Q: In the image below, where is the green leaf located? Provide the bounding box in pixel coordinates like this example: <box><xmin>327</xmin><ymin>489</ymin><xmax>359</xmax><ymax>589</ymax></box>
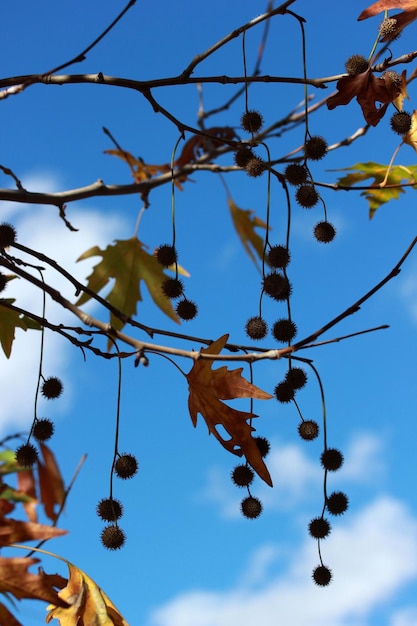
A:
<box><xmin>76</xmin><ymin>238</ymin><xmax>181</xmax><ymax>329</ymax></box>
<box><xmin>334</xmin><ymin>162</ymin><xmax>417</xmax><ymax>218</ymax></box>
<box><xmin>0</xmin><ymin>299</ymin><xmax>29</xmax><ymax>358</ymax></box>
<box><xmin>228</xmin><ymin>197</ymin><xmax>268</xmax><ymax>268</ymax></box>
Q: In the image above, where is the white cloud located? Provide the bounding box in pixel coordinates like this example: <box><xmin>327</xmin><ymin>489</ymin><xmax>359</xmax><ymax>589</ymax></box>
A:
<box><xmin>0</xmin><ymin>174</ymin><xmax>128</xmax><ymax>434</ymax></box>
<box><xmin>148</xmin><ymin>496</ymin><xmax>417</xmax><ymax>626</ymax></box>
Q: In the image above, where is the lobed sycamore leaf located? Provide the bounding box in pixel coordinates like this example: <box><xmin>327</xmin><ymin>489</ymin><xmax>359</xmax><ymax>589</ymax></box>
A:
<box><xmin>358</xmin><ymin>1</ymin><xmax>417</xmax><ymax>40</ymax></box>
<box><xmin>333</xmin><ymin>161</ymin><xmax>417</xmax><ymax>217</ymax></box>
<box><xmin>186</xmin><ymin>334</ymin><xmax>273</xmax><ymax>486</ymax></box>
<box><xmin>228</xmin><ymin>197</ymin><xmax>268</xmax><ymax>269</ymax></box>
<box><xmin>77</xmin><ymin>238</ymin><xmax>190</xmax><ymax>331</ymax></box>
<box><xmin>46</xmin><ymin>562</ymin><xmax>128</xmax><ymax>626</ymax></box>
<box><xmin>0</xmin><ymin>556</ymin><xmax>67</xmax><ymax>606</ymax></box>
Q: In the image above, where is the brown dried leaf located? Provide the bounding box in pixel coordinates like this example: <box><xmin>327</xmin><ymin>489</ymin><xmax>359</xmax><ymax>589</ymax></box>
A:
<box><xmin>186</xmin><ymin>335</ymin><xmax>273</xmax><ymax>486</ymax></box>
<box><xmin>37</xmin><ymin>443</ymin><xmax>65</xmax><ymax>523</ymax></box>
<box><xmin>0</xmin><ymin>516</ymin><xmax>66</xmax><ymax>545</ymax></box>
<box><xmin>358</xmin><ymin>1</ymin><xmax>417</xmax><ymax>39</ymax></box>
<box><xmin>0</xmin><ymin>556</ymin><xmax>67</xmax><ymax>606</ymax></box>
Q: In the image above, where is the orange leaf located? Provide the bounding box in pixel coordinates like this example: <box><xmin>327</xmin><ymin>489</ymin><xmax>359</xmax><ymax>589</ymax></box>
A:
<box><xmin>17</xmin><ymin>468</ymin><xmax>38</xmax><ymax>523</ymax></box>
<box><xmin>0</xmin><ymin>556</ymin><xmax>67</xmax><ymax>606</ymax></box>
<box><xmin>403</xmin><ymin>110</ymin><xmax>417</xmax><ymax>150</ymax></box>
<box><xmin>46</xmin><ymin>562</ymin><xmax>128</xmax><ymax>625</ymax></box>
<box><xmin>358</xmin><ymin>1</ymin><xmax>417</xmax><ymax>39</ymax></box>
<box><xmin>37</xmin><ymin>443</ymin><xmax>65</xmax><ymax>523</ymax></box>
<box><xmin>186</xmin><ymin>335</ymin><xmax>273</xmax><ymax>486</ymax></box>
<box><xmin>0</xmin><ymin>517</ymin><xmax>66</xmax><ymax>545</ymax></box>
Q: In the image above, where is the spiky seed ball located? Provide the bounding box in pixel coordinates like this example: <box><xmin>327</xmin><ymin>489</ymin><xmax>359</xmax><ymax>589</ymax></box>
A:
<box><xmin>383</xmin><ymin>70</ymin><xmax>402</xmax><ymax>90</ymax></box>
<box><xmin>285</xmin><ymin>367</ymin><xmax>307</xmax><ymax>390</ymax></box>
<box><xmin>162</xmin><ymin>277</ymin><xmax>183</xmax><ymax>299</ymax></box>
<box><xmin>304</xmin><ymin>136</ymin><xmax>328</xmax><ymax>161</ymax></box>
<box><xmin>0</xmin><ymin>274</ymin><xmax>7</xmax><ymax>293</ymax></box>
<box><xmin>314</xmin><ymin>221</ymin><xmax>336</xmax><ymax>243</ymax></box>
<box><xmin>390</xmin><ymin>111</ymin><xmax>412</xmax><ymax>135</ymax></box>
<box><xmin>101</xmin><ymin>525</ymin><xmax>126</xmax><ymax>550</ymax></box>
<box><xmin>321</xmin><ymin>448</ymin><xmax>344</xmax><ymax>471</ymax></box>
<box><xmin>41</xmin><ymin>377</ymin><xmax>63</xmax><ymax>400</ymax></box>
<box><xmin>272</xmin><ymin>319</ymin><xmax>297</xmax><ymax>343</ymax></box>
<box><xmin>0</xmin><ymin>223</ymin><xmax>17</xmax><ymax>248</ymax></box>
<box><xmin>255</xmin><ymin>436</ymin><xmax>270</xmax><ymax>458</ymax></box>
<box><xmin>231</xmin><ymin>464</ymin><xmax>254</xmax><ymax>488</ymax></box>
<box><xmin>274</xmin><ymin>380</ymin><xmax>295</xmax><ymax>403</ymax></box>
<box><xmin>245</xmin><ymin>316</ymin><xmax>268</xmax><ymax>340</ymax></box>
<box><xmin>241</xmin><ymin>496</ymin><xmax>262</xmax><ymax>519</ymax></box>
<box><xmin>155</xmin><ymin>244</ymin><xmax>177</xmax><ymax>267</ymax></box>
<box><xmin>241</xmin><ymin>110</ymin><xmax>264</xmax><ymax>133</ymax></box>
<box><xmin>176</xmin><ymin>298</ymin><xmax>198</xmax><ymax>321</ymax></box>
<box><xmin>284</xmin><ymin>163</ymin><xmax>308</xmax><ymax>186</ymax></box>
<box><xmin>15</xmin><ymin>443</ymin><xmax>38</xmax><ymax>467</ymax></box>
<box><xmin>312</xmin><ymin>565</ymin><xmax>332</xmax><ymax>586</ymax></box>
<box><xmin>234</xmin><ymin>146</ymin><xmax>255</xmax><ymax>167</ymax></box>
<box><xmin>267</xmin><ymin>245</ymin><xmax>290</xmax><ymax>269</ymax></box>
<box><xmin>298</xmin><ymin>419</ymin><xmax>319</xmax><ymax>441</ymax></box>
<box><xmin>379</xmin><ymin>17</ymin><xmax>400</xmax><ymax>41</ymax></box>
<box><xmin>309</xmin><ymin>517</ymin><xmax>331</xmax><ymax>539</ymax></box>
<box><xmin>345</xmin><ymin>54</ymin><xmax>369</xmax><ymax>75</ymax></box>
<box><xmin>245</xmin><ymin>156</ymin><xmax>266</xmax><ymax>178</ymax></box>
<box><xmin>262</xmin><ymin>272</ymin><xmax>291</xmax><ymax>301</ymax></box>
<box><xmin>114</xmin><ymin>454</ymin><xmax>138</xmax><ymax>479</ymax></box>
<box><xmin>33</xmin><ymin>418</ymin><xmax>54</xmax><ymax>441</ymax></box>
<box><xmin>97</xmin><ymin>498</ymin><xmax>123</xmax><ymax>522</ymax></box>
<box><xmin>326</xmin><ymin>491</ymin><xmax>349</xmax><ymax>516</ymax></box>
<box><xmin>296</xmin><ymin>185</ymin><xmax>319</xmax><ymax>208</ymax></box>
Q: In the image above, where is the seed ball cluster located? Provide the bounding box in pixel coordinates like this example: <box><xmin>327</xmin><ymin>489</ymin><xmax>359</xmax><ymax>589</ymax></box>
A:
<box><xmin>298</xmin><ymin>420</ymin><xmax>319</xmax><ymax>441</ymax></box>
<box><xmin>0</xmin><ymin>223</ymin><xmax>17</xmax><ymax>248</ymax></box>
<box><xmin>97</xmin><ymin>498</ymin><xmax>123</xmax><ymax>522</ymax></box>
<box><xmin>114</xmin><ymin>453</ymin><xmax>138</xmax><ymax>479</ymax></box>
<box><xmin>231</xmin><ymin>464</ymin><xmax>254</xmax><ymax>488</ymax></box>
<box><xmin>326</xmin><ymin>491</ymin><xmax>349</xmax><ymax>516</ymax></box>
<box><xmin>41</xmin><ymin>377</ymin><xmax>63</xmax><ymax>400</ymax></box>
<box><xmin>263</xmin><ymin>272</ymin><xmax>291</xmax><ymax>301</ymax></box>
<box><xmin>15</xmin><ymin>443</ymin><xmax>39</xmax><ymax>467</ymax></box>
<box><xmin>345</xmin><ymin>54</ymin><xmax>369</xmax><ymax>75</ymax></box>
<box><xmin>245</xmin><ymin>316</ymin><xmax>268</xmax><ymax>340</ymax></box>
<box><xmin>162</xmin><ymin>278</ymin><xmax>183</xmax><ymax>299</ymax></box>
<box><xmin>312</xmin><ymin>565</ymin><xmax>332</xmax><ymax>586</ymax></box>
<box><xmin>309</xmin><ymin>517</ymin><xmax>331</xmax><ymax>539</ymax></box>
<box><xmin>267</xmin><ymin>245</ymin><xmax>290</xmax><ymax>269</ymax></box>
<box><xmin>296</xmin><ymin>184</ymin><xmax>319</xmax><ymax>208</ymax></box>
<box><xmin>245</xmin><ymin>156</ymin><xmax>266</xmax><ymax>178</ymax></box>
<box><xmin>33</xmin><ymin>418</ymin><xmax>54</xmax><ymax>441</ymax></box>
<box><xmin>155</xmin><ymin>244</ymin><xmax>177</xmax><ymax>267</ymax></box>
<box><xmin>321</xmin><ymin>448</ymin><xmax>344</xmax><ymax>471</ymax></box>
<box><xmin>176</xmin><ymin>298</ymin><xmax>198</xmax><ymax>321</ymax></box>
<box><xmin>234</xmin><ymin>146</ymin><xmax>255</xmax><ymax>167</ymax></box>
<box><xmin>272</xmin><ymin>318</ymin><xmax>297</xmax><ymax>343</ymax></box>
<box><xmin>241</xmin><ymin>496</ymin><xmax>263</xmax><ymax>519</ymax></box>
<box><xmin>241</xmin><ymin>110</ymin><xmax>264</xmax><ymax>133</ymax></box>
<box><xmin>314</xmin><ymin>221</ymin><xmax>336</xmax><ymax>243</ymax></box>
<box><xmin>284</xmin><ymin>163</ymin><xmax>308</xmax><ymax>186</ymax></box>
<box><xmin>101</xmin><ymin>525</ymin><xmax>126</xmax><ymax>550</ymax></box>
<box><xmin>304</xmin><ymin>136</ymin><xmax>328</xmax><ymax>161</ymax></box>
<box><xmin>390</xmin><ymin>111</ymin><xmax>412</xmax><ymax>135</ymax></box>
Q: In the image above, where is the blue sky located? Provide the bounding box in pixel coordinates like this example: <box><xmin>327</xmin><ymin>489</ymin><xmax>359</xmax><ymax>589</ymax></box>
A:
<box><xmin>2</xmin><ymin>1</ymin><xmax>417</xmax><ymax>625</ymax></box>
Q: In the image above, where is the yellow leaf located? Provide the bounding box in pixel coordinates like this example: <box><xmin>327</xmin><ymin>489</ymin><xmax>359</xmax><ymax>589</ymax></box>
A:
<box><xmin>77</xmin><ymin>238</ymin><xmax>184</xmax><ymax>330</ymax></box>
<box><xmin>46</xmin><ymin>562</ymin><xmax>128</xmax><ymax>626</ymax></box>
<box><xmin>0</xmin><ymin>299</ymin><xmax>28</xmax><ymax>358</ymax></box>
<box><xmin>186</xmin><ymin>335</ymin><xmax>273</xmax><ymax>486</ymax></box>
<box><xmin>403</xmin><ymin>110</ymin><xmax>417</xmax><ymax>152</ymax></box>
<box><xmin>228</xmin><ymin>198</ymin><xmax>268</xmax><ymax>269</ymax></box>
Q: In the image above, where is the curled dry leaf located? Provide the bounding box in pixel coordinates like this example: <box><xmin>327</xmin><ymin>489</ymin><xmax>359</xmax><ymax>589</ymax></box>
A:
<box><xmin>358</xmin><ymin>0</ymin><xmax>417</xmax><ymax>40</ymax></box>
<box><xmin>186</xmin><ymin>334</ymin><xmax>273</xmax><ymax>486</ymax></box>
<box><xmin>327</xmin><ymin>68</ymin><xmax>402</xmax><ymax>125</ymax></box>
<box><xmin>46</xmin><ymin>562</ymin><xmax>128</xmax><ymax>626</ymax></box>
